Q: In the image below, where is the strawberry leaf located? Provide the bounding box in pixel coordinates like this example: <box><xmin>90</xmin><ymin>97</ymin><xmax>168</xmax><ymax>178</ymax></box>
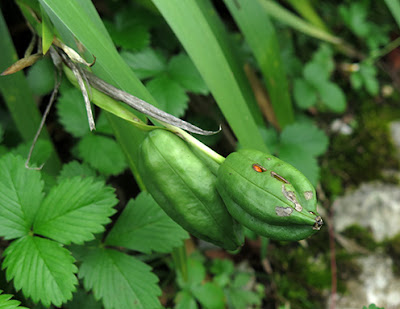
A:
<box><xmin>79</xmin><ymin>247</ymin><xmax>161</xmax><ymax>309</ymax></box>
<box><xmin>0</xmin><ymin>154</ymin><xmax>44</xmax><ymax>239</ymax></box>
<box><xmin>121</xmin><ymin>48</ymin><xmax>167</xmax><ymax>80</ymax></box>
<box><xmin>105</xmin><ymin>192</ymin><xmax>188</xmax><ymax>254</ymax></box>
<box><xmin>26</xmin><ymin>57</ymin><xmax>55</xmax><ymax>96</ymax></box>
<box><xmin>57</xmin><ymin>88</ymin><xmax>90</xmax><ymax>138</ymax></box>
<box><xmin>280</xmin><ymin>122</ymin><xmax>329</xmax><ymax>157</ymax></box>
<box><xmin>2</xmin><ymin>236</ymin><xmax>78</xmax><ymax>307</ymax></box>
<box><xmin>33</xmin><ymin>176</ymin><xmax>117</xmax><ymax>245</ymax></box>
<box><xmin>167</xmin><ymin>53</ymin><xmax>209</xmax><ymax>94</ymax></box>
<box><xmin>0</xmin><ymin>290</ymin><xmax>28</xmax><ymax>309</ymax></box>
<box><xmin>146</xmin><ymin>74</ymin><xmax>189</xmax><ymax>117</ymax></box>
<box><xmin>57</xmin><ymin>161</ymin><xmax>98</xmax><ymax>183</ymax></box>
<box><xmin>77</xmin><ymin>134</ymin><xmax>128</xmax><ymax>176</ymax></box>
<box><xmin>12</xmin><ymin>139</ymin><xmax>52</xmax><ymax>168</ymax></box>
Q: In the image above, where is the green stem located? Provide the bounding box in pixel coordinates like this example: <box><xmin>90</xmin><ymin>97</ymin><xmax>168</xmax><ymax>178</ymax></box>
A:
<box><xmin>0</xmin><ymin>9</ymin><xmax>61</xmax><ymax>175</ymax></box>
<box><xmin>286</xmin><ymin>0</ymin><xmax>330</xmax><ymax>33</ymax></box>
<box><xmin>368</xmin><ymin>36</ymin><xmax>400</xmax><ymax>61</ymax></box>
<box><xmin>64</xmin><ymin>64</ymin><xmax>226</xmax><ymax>166</ymax></box>
<box><xmin>162</xmin><ymin>122</ymin><xmax>226</xmax><ymax>165</ymax></box>
<box><xmin>63</xmin><ymin>65</ymin><xmax>157</xmax><ymax>132</ymax></box>
<box><xmin>171</xmin><ymin>245</ymin><xmax>188</xmax><ymax>283</ymax></box>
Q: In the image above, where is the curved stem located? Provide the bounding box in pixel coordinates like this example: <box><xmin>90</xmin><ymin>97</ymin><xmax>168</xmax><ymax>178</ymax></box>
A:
<box><xmin>162</xmin><ymin>122</ymin><xmax>226</xmax><ymax>165</ymax></box>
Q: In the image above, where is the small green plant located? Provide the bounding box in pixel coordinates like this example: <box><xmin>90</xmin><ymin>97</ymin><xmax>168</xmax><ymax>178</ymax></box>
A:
<box><xmin>174</xmin><ymin>255</ymin><xmax>265</xmax><ymax>309</ymax></box>
<box><xmin>363</xmin><ymin>304</ymin><xmax>384</xmax><ymax>309</ymax></box>
<box><xmin>57</xmin><ymin>85</ymin><xmax>128</xmax><ymax>176</ymax></box>
<box><xmin>293</xmin><ymin>44</ymin><xmax>346</xmax><ymax>113</ymax></box>
<box><xmin>0</xmin><ymin>290</ymin><xmax>28</xmax><ymax>309</ymax></box>
<box><xmin>3</xmin><ymin>0</ymin><xmax>400</xmax><ymax>307</ymax></box>
<box><xmin>122</xmin><ymin>49</ymin><xmax>209</xmax><ymax>117</ymax></box>
<box><xmin>0</xmin><ymin>153</ymin><xmax>189</xmax><ymax>307</ymax></box>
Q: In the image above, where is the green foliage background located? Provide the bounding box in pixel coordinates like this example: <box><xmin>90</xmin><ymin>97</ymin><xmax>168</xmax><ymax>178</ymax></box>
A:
<box><xmin>0</xmin><ymin>0</ymin><xmax>398</xmax><ymax>308</ymax></box>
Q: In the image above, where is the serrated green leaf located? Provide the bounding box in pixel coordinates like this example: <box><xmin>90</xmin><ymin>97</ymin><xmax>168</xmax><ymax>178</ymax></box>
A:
<box><xmin>57</xmin><ymin>161</ymin><xmax>98</xmax><ymax>183</ymax></box>
<box><xmin>293</xmin><ymin>78</ymin><xmax>317</xmax><ymax>109</ymax></box>
<box><xmin>175</xmin><ymin>291</ymin><xmax>197</xmax><ymax>309</ymax></box>
<box><xmin>105</xmin><ymin>192</ymin><xmax>188</xmax><ymax>254</ymax></box>
<box><xmin>121</xmin><ymin>48</ymin><xmax>167</xmax><ymax>80</ymax></box>
<box><xmin>167</xmin><ymin>53</ymin><xmax>208</xmax><ymax>95</ymax></box>
<box><xmin>0</xmin><ymin>146</ymin><xmax>8</xmax><ymax>157</ymax></box>
<box><xmin>280</xmin><ymin>122</ymin><xmax>329</xmax><ymax>157</ymax></box>
<box><xmin>363</xmin><ymin>75</ymin><xmax>379</xmax><ymax>96</ymax></box>
<box><xmin>363</xmin><ymin>304</ymin><xmax>384</xmax><ymax>309</ymax></box>
<box><xmin>79</xmin><ymin>247</ymin><xmax>161</xmax><ymax>309</ymax></box>
<box><xmin>64</xmin><ymin>288</ymin><xmax>102</xmax><ymax>309</ymax></box>
<box><xmin>77</xmin><ymin>134</ymin><xmax>128</xmax><ymax>176</ymax></box>
<box><xmin>114</xmin><ymin>6</ymin><xmax>160</xmax><ymax>30</ymax></box>
<box><xmin>33</xmin><ymin>176</ymin><xmax>117</xmax><ymax>244</ymax></box>
<box><xmin>26</xmin><ymin>57</ymin><xmax>55</xmax><ymax>95</ymax></box>
<box><xmin>57</xmin><ymin>88</ymin><xmax>90</xmax><ymax>138</ymax></box>
<box><xmin>210</xmin><ymin>259</ymin><xmax>234</xmax><ymax>277</ymax></box>
<box><xmin>192</xmin><ymin>282</ymin><xmax>225</xmax><ymax>309</ymax></box>
<box><xmin>360</xmin><ymin>63</ymin><xmax>379</xmax><ymax>96</ymax></box>
<box><xmin>350</xmin><ymin>71</ymin><xmax>363</xmax><ymax>90</ymax></box>
<box><xmin>12</xmin><ymin>139</ymin><xmax>52</xmax><ymax>168</ymax></box>
<box><xmin>303</xmin><ymin>61</ymin><xmax>327</xmax><ymax>88</ymax></box>
<box><xmin>339</xmin><ymin>2</ymin><xmax>369</xmax><ymax>38</ymax></box>
<box><xmin>312</xmin><ymin>44</ymin><xmax>334</xmax><ymax>74</ymax></box>
<box><xmin>232</xmin><ymin>272</ymin><xmax>253</xmax><ymax>288</ymax></box>
<box><xmin>146</xmin><ymin>74</ymin><xmax>189</xmax><ymax>117</ymax></box>
<box><xmin>0</xmin><ymin>154</ymin><xmax>44</xmax><ymax>239</ymax></box>
<box><xmin>2</xmin><ymin>236</ymin><xmax>78</xmax><ymax>307</ymax></box>
<box><xmin>278</xmin><ymin>145</ymin><xmax>320</xmax><ymax>186</ymax></box>
<box><xmin>226</xmin><ymin>288</ymin><xmax>261</xmax><ymax>309</ymax></box>
<box><xmin>40</xmin><ymin>3</ymin><xmax>54</xmax><ymax>54</ymax></box>
<box><xmin>258</xmin><ymin>127</ymin><xmax>279</xmax><ymax>155</ymax></box>
<box><xmin>0</xmin><ymin>122</ymin><xmax>4</xmax><ymax>144</ymax></box>
<box><xmin>177</xmin><ymin>258</ymin><xmax>206</xmax><ymax>289</ymax></box>
<box><xmin>104</xmin><ymin>20</ymin><xmax>150</xmax><ymax>51</ymax></box>
<box><xmin>0</xmin><ymin>290</ymin><xmax>28</xmax><ymax>309</ymax></box>
<box><xmin>316</xmin><ymin>81</ymin><xmax>346</xmax><ymax>113</ymax></box>
<box><xmin>95</xmin><ymin>111</ymin><xmax>114</xmax><ymax>135</ymax></box>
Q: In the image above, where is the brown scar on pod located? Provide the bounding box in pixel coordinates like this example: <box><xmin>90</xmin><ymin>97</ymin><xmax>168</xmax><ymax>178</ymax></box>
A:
<box><xmin>304</xmin><ymin>191</ymin><xmax>313</xmax><ymax>200</ymax></box>
<box><xmin>313</xmin><ymin>216</ymin><xmax>323</xmax><ymax>230</ymax></box>
<box><xmin>282</xmin><ymin>184</ymin><xmax>303</xmax><ymax>212</ymax></box>
<box><xmin>270</xmin><ymin>171</ymin><xmax>290</xmax><ymax>184</ymax></box>
<box><xmin>275</xmin><ymin>206</ymin><xmax>294</xmax><ymax>217</ymax></box>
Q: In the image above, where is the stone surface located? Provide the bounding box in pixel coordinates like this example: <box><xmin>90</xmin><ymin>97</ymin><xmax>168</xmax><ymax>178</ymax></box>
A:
<box><xmin>334</xmin><ymin>254</ymin><xmax>400</xmax><ymax>309</ymax></box>
<box><xmin>389</xmin><ymin>120</ymin><xmax>400</xmax><ymax>158</ymax></box>
<box><xmin>332</xmin><ymin>182</ymin><xmax>400</xmax><ymax>309</ymax></box>
<box><xmin>333</xmin><ymin>182</ymin><xmax>400</xmax><ymax>241</ymax></box>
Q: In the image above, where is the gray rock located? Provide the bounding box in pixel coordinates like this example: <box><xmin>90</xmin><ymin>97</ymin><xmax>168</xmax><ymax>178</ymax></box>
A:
<box><xmin>390</xmin><ymin>120</ymin><xmax>400</xmax><ymax>158</ymax></box>
<box><xmin>333</xmin><ymin>254</ymin><xmax>400</xmax><ymax>309</ymax></box>
<box><xmin>333</xmin><ymin>182</ymin><xmax>400</xmax><ymax>241</ymax></box>
<box><xmin>332</xmin><ymin>182</ymin><xmax>400</xmax><ymax>309</ymax></box>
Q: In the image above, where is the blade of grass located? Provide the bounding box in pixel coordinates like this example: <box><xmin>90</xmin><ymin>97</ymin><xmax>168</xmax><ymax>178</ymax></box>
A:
<box><xmin>40</xmin><ymin>3</ymin><xmax>54</xmax><ymax>54</ymax></box>
<box><xmin>224</xmin><ymin>0</ymin><xmax>294</xmax><ymax>129</ymax></box>
<box><xmin>0</xmin><ymin>9</ymin><xmax>60</xmax><ymax>174</ymax></box>
<box><xmin>152</xmin><ymin>0</ymin><xmax>269</xmax><ymax>152</ymax></box>
<box><xmin>259</xmin><ymin>0</ymin><xmax>342</xmax><ymax>45</ymax></box>
<box><xmin>286</xmin><ymin>0</ymin><xmax>330</xmax><ymax>32</ymax></box>
<box><xmin>38</xmin><ymin>0</ymin><xmax>160</xmax><ymax>188</ymax></box>
<box><xmin>385</xmin><ymin>0</ymin><xmax>400</xmax><ymax>29</ymax></box>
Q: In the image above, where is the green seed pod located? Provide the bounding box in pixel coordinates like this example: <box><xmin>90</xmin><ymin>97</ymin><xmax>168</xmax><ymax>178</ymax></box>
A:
<box><xmin>138</xmin><ymin>129</ymin><xmax>244</xmax><ymax>250</ymax></box>
<box><xmin>216</xmin><ymin>149</ymin><xmax>323</xmax><ymax>241</ymax></box>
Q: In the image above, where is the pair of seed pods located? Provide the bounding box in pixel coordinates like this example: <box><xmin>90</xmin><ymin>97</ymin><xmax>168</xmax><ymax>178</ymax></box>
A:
<box><xmin>139</xmin><ymin>129</ymin><xmax>323</xmax><ymax>250</ymax></box>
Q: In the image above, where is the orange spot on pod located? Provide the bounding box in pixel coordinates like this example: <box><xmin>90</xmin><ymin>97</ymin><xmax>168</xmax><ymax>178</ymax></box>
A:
<box><xmin>252</xmin><ymin>163</ymin><xmax>266</xmax><ymax>173</ymax></box>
